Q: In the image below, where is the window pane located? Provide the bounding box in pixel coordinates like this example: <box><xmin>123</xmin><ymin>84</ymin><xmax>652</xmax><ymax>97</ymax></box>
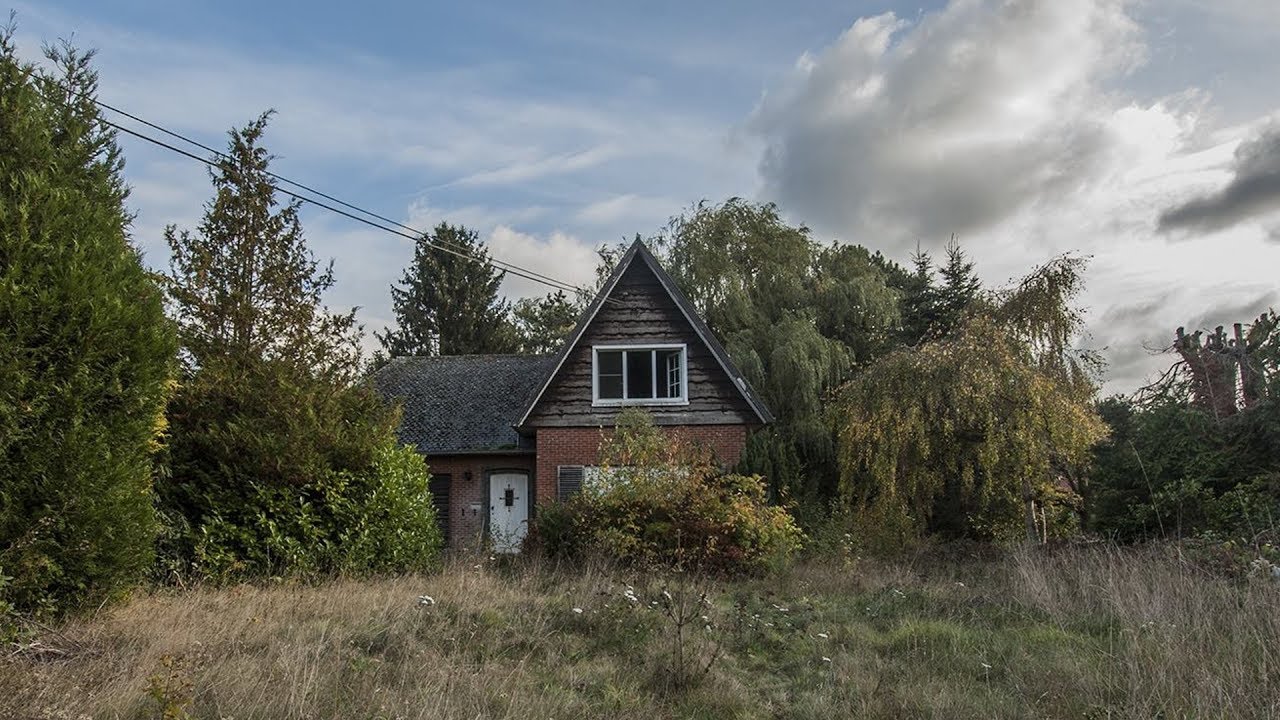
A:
<box><xmin>668</xmin><ymin>349</ymin><xmax>683</xmax><ymax>398</ymax></box>
<box><xmin>597</xmin><ymin>351</ymin><xmax>623</xmax><ymax>399</ymax></box>
<box><xmin>598</xmin><ymin>350</ymin><xmax>622</xmax><ymax>375</ymax></box>
<box><xmin>626</xmin><ymin>350</ymin><xmax>654</xmax><ymax>399</ymax></box>
<box><xmin>599</xmin><ymin>374</ymin><xmax>623</xmax><ymax>399</ymax></box>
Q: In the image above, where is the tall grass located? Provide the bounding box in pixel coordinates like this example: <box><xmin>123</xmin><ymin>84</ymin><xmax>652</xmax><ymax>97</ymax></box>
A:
<box><xmin>5</xmin><ymin>545</ymin><xmax>1278</xmax><ymax>719</ymax></box>
<box><xmin>1012</xmin><ymin>543</ymin><xmax>1280</xmax><ymax>718</ymax></box>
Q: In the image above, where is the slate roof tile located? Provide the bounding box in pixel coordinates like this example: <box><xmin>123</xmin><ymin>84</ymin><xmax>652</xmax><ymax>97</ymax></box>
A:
<box><xmin>373</xmin><ymin>354</ymin><xmax>553</xmax><ymax>454</ymax></box>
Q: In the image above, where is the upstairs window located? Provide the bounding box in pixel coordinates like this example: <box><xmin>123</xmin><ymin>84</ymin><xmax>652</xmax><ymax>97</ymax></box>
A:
<box><xmin>593</xmin><ymin>345</ymin><xmax>687</xmax><ymax>405</ymax></box>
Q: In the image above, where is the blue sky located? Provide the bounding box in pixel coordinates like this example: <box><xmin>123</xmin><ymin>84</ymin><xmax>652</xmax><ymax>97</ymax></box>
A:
<box><xmin>12</xmin><ymin>0</ymin><xmax>1280</xmax><ymax>392</ymax></box>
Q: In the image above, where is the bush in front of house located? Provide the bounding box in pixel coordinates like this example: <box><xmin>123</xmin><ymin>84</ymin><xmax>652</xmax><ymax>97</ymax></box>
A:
<box><xmin>156</xmin><ymin>362</ymin><xmax>443</xmax><ymax>582</ymax></box>
<box><xmin>532</xmin><ymin>409</ymin><xmax>803</xmax><ymax>574</ymax></box>
<box><xmin>193</xmin><ymin>442</ymin><xmax>442</xmax><ymax>580</ymax></box>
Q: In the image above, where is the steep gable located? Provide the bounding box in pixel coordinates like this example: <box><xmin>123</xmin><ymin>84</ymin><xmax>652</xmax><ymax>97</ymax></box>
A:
<box><xmin>519</xmin><ymin>240</ymin><xmax>771</xmax><ymax>428</ymax></box>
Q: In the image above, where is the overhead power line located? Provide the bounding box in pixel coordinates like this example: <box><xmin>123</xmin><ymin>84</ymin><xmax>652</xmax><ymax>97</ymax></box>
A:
<box><xmin>42</xmin><ymin>82</ymin><xmax>598</xmax><ymax>298</ymax></box>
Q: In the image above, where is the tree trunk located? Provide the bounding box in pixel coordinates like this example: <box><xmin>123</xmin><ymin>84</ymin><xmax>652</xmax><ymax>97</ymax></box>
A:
<box><xmin>1023</xmin><ymin>477</ymin><xmax>1038</xmax><ymax>543</ymax></box>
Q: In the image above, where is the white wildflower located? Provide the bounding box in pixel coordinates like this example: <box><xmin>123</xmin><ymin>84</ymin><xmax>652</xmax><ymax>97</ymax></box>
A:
<box><xmin>417</xmin><ymin>595</ymin><xmax>435</xmax><ymax>606</ymax></box>
<box><xmin>572</xmin><ymin>607</ymin><xmax>584</xmax><ymax>614</ymax></box>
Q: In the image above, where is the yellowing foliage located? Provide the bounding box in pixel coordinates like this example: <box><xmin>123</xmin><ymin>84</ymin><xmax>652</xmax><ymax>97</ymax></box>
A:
<box><xmin>833</xmin><ymin>258</ymin><xmax>1107</xmax><ymax>543</ymax></box>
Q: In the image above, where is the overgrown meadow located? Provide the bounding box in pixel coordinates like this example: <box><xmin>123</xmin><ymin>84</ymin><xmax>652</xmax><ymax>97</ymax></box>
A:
<box><xmin>8</xmin><ymin>544</ymin><xmax>1279</xmax><ymax>720</ymax></box>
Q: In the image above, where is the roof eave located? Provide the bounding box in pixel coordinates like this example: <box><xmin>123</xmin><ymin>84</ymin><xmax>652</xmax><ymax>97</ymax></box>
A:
<box><xmin>515</xmin><ymin>241</ymin><xmax>642</xmax><ymax>428</ymax></box>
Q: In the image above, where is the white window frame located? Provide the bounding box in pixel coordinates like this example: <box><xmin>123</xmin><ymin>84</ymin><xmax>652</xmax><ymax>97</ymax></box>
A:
<box><xmin>591</xmin><ymin>343</ymin><xmax>689</xmax><ymax>407</ymax></box>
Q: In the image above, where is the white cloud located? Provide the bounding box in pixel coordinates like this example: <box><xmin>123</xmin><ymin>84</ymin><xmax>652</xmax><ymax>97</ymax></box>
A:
<box><xmin>574</xmin><ymin>194</ymin><xmax>679</xmax><ymax>227</ymax></box>
<box><xmin>748</xmin><ymin>0</ymin><xmax>1280</xmax><ymax>393</ymax></box>
<box><xmin>749</xmin><ymin>0</ymin><xmax>1145</xmax><ymax>247</ymax></box>
<box><xmin>451</xmin><ymin>145</ymin><xmax>622</xmax><ymax>187</ymax></box>
<box><xmin>486</xmin><ymin>226</ymin><xmax>599</xmax><ymax>300</ymax></box>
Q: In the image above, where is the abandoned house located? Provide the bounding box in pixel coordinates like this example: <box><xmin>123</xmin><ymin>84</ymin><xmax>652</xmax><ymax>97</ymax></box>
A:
<box><xmin>372</xmin><ymin>239</ymin><xmax>772</xmax><ymax>552</ymax></box>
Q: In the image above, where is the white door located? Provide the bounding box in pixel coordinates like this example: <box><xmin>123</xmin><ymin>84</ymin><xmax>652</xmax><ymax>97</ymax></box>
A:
<box><xmin>489</xmin><ymin>472</ymin><xmax>529</xmax><ymax>553</ymax></box>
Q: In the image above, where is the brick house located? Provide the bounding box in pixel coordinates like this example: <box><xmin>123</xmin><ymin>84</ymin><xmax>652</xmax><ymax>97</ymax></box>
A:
<box><xmin>373</xmin><ymin>239</ymin><xmax>772</xmax><ymax>551</ymax></box>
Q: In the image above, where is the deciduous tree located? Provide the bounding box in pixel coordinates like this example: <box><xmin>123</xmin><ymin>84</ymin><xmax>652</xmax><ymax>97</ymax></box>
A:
<box><xmin>657</xmin><ymin>199</ymin><xmax>899</xmax><ymax>502</ymax></box>
<box><xmin>833</xmin><ymin>256</ymin><xmax>1106</xmax><ymax>543</ymax></box>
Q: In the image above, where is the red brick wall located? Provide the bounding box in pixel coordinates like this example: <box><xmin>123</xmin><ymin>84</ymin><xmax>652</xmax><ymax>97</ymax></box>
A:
<box><xmin>427</xmin><ymin>454</ymin><xmax>535</xmax><ymax>550</ymax></box>
<box><xmin>533</xmin><ymin>425</ymin><xmax>749</xmax><ymax>505</ymax></box>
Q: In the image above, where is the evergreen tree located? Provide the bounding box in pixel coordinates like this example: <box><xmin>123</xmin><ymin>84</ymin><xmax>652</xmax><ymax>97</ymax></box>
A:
<box><xmin>898</xmin><ymin>247</ymin><xmax>940</xmax><ymax>345</ymax></box>
<box><xmin>936</xmin><ymin>237</ymin><xmax>984</xmax><ymax>331</ymax></box>
<box><xmin>512</xmin><ymin>290</ymin><xmax>580</xmax><ymax>354</ymax></box>
<box><xmin>159</xmin><ymin>114</ymin><xmax>438</xmax><ymax>580</ymax></box>
<box><xmin>0</xmin><ymin>32</ymin><xmax>176</xmax><ymax>616</ymax></box>
<box><xmin>378</xmin><ymin>223</ymin><xmax>516</xmax><ymax>357</ymax></box>
<box><xmin>165</xmin><ymin>112</ymin><xmax>361</xmax><ymax>381</ymax></box>
<box><xmin>896</xmin><ymin>238</ymin><xmax>984</xmax><ymax>345</ymax></box>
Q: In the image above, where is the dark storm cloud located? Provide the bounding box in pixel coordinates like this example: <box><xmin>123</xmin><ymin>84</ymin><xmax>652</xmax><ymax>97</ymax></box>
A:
<box><xmin>1159</xmin><ymin>124</ymin><xmax>1280</xmax><ymax>235</ymax></box>
<box><xmin>1184</xmin><ymin>290</ymin><xmax>1279</xmax><ymax>332</ymax></box>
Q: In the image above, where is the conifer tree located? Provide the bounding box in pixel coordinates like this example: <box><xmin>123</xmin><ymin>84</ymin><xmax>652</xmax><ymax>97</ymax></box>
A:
<box><xmin>512</xmin><ymin>290</ymin><xmax>580</xmax><ymax>354</ymax></box>
<box><xmin>158</xmin><ymin>114</ymin><xmax>438</xmax><ymax>579</ymax></box>
<box><xmin>0</xmin><ymin>31</ymin><xmax>176</xmax><ymax>615</ymax></box>
<box><xmin>936</xmin><ymin>237</ymin><xmax>984</xmax><ymax>330</ymax></box>
<box><xmin>899</xmin><ymin>247</ymin><xmax>940</xmax><ymax>345</ymax></box>
<box><xmin>165</xmin><ymin>113</ymin><xmax>361</xmax><ymax>382</ymax></box>
<box><xmin>378</xmin><ymin>223</ymin><xmax>516</xmax><ymax>357</ymax></box>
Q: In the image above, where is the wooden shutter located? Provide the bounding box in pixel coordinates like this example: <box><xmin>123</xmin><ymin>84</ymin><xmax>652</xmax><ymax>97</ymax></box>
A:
<box><xmin>428</xmin><ymin>474</ymin><xmax>451</xmax><ymax>546</ymax></box>
<box><xmin>557</xmin><ymin>465</ymin><xmax>584</xmax><ymax>501</ymax></box>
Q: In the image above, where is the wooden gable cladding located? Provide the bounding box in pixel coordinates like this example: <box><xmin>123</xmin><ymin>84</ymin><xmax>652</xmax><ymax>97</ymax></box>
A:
<box><xmin>524</xmin><ymin>258</ymin><xmax>757</xmax><ymax>427</ymax></box>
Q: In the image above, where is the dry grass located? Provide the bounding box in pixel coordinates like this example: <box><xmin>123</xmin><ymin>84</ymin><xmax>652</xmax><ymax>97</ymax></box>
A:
<box><xmin>5</xmin><ymin>545</ymin><xmax>1279</xmax><ymax>719</ymax></box>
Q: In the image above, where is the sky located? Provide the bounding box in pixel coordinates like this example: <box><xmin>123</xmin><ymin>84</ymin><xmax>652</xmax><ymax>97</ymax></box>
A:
<box><xmin>12</xmin><ymin>0</ymin><xmax>1280</xmax><ymax>394</ymax></box>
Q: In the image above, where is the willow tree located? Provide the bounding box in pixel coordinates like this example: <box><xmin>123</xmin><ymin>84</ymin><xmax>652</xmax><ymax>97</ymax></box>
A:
<box><xmin>833</xmin><ymin>256</ymin><xmax>1105</xmax><ymax>543</ymax></box>
<box><xmin>657</xmin><ymin>199</ymin><xmax>898</xmax><ymax>502</ymax></box>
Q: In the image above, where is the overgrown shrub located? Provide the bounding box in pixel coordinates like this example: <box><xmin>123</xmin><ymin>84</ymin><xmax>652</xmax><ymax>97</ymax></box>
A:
<box><xmin>1089</xmin><ymin>395</ymin><xmax>1280</xmax><ymax>543</ymax></box>
<box><xmin>0</xmin><ymin>31</ymin><xmax>176</xmax><ymax>616</ymax></box>
<box><xmin>157</xmin><ymin>361</ymin><xmax>442</xmax><ymax>581</ymax></box>
<box><xmin>532</xmin><ymin>409</ymin><xmax>803</xmax><ymax>574</ymax></box>
<box><xmin>161</xmin><ymin>439</ymin><xmax>441</xmax><ymax>582</ymax></box>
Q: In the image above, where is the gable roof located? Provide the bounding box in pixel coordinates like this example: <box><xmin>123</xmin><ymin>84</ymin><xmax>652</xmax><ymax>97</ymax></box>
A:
<box><xmin>374</xmin><ymin>354</ymin><xmax>553</xmax><ymax>454</ymax></box>
<box><xmin>518</xmin><ymin>239</ymin><xmax>773</xmax><ymax>426</ymax></box>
